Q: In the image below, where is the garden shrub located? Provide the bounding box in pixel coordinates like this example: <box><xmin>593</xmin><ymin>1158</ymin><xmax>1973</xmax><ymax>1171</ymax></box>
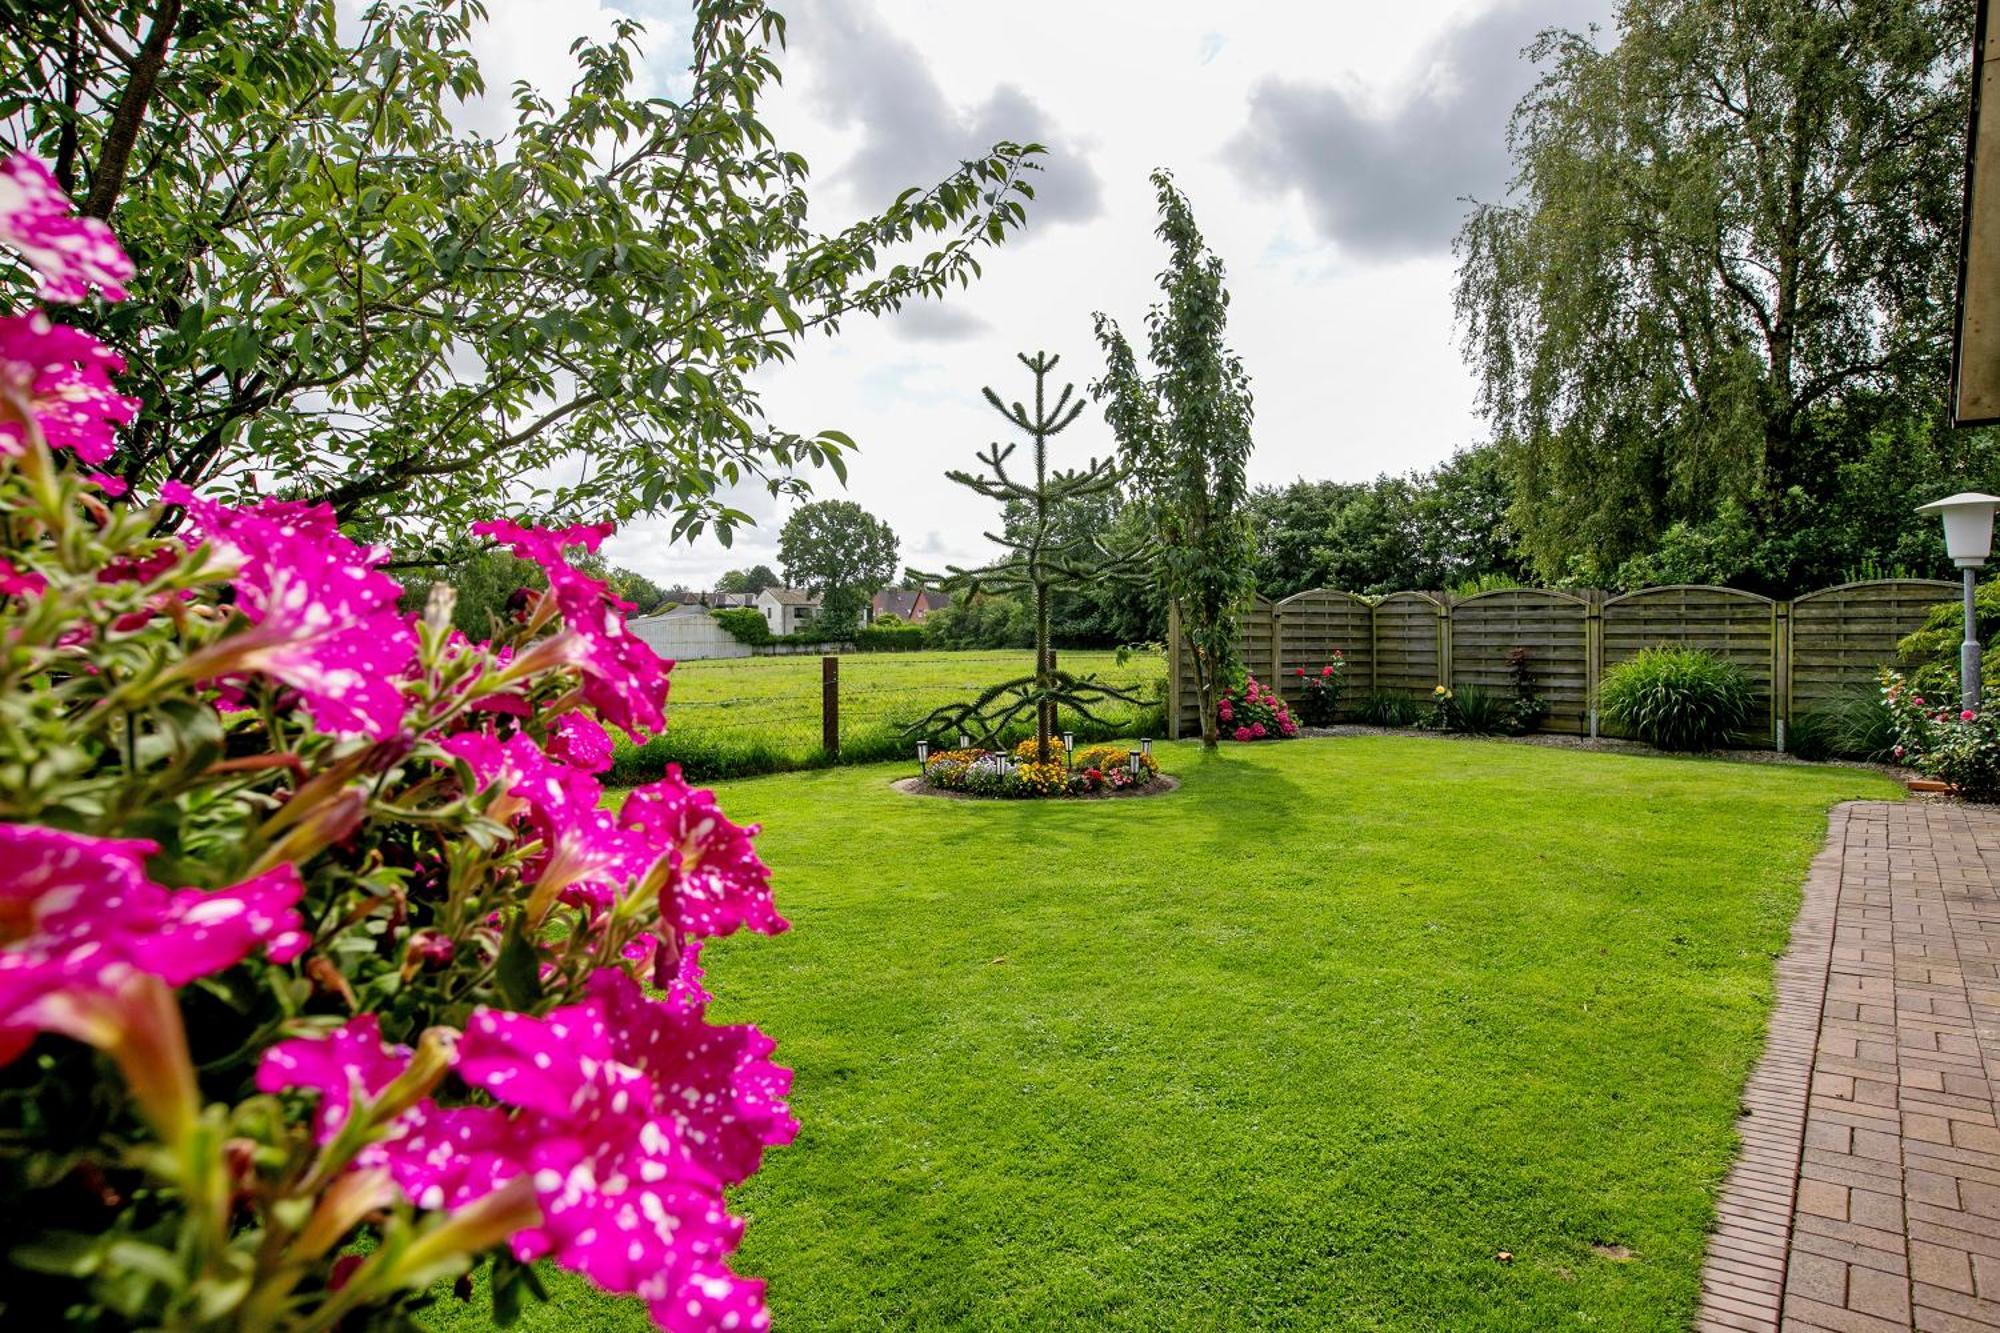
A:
<box><xmin>1883</xmin><ymin>672</ymin><xmax>2000</xmax><ymax>799</ymax></box>
<box><xmin>1599</xmin><ymin>647</ymin><xmax>1757</xmax><ymax>751</ymax></box>
<box><xmin>1504</xmin><ymin>646</ymin><xmax>1549</xmax><ymax>735</ymax></box>
<box><xmin>1359</xmin><ymin>689</ymin><xmax>1421</xmax><ymax>727</ymax></box>
<box><xmin>0</xmin><ymin>156</ymin><xmax>791</xmax><ymax>1331</ymax></box>
<box><xmin>1217</xmin><ymin>675</ymin><xmax>1298</xmax><ymax>741</ymax></box>
<box><xmin>1829</xmin><ymin>684</ymin><xmax>1899</xmax><ymax>762</ymax></box>
<box><xmin>712</xmin><ymin>605</ymin><xmax>773</xmax><ymax>645</ymax></box>
<box><xmin>1896</xmin><ymin>577</ymin><xmax>2000</xmax><ymax>699</ymax></box>
<box><xmin>854</xmin><ymin>619</ymin><xmax>926</xmax><ymax>651</ymax></box>
<box><xmin>1290</xmin><ymin>655</ymin><xmax>1346</xmax><ymax>725</ymax></box>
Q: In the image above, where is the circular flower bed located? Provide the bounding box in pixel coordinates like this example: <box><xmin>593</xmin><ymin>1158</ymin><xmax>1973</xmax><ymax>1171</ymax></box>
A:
<box><xmin>916</xmin><ymin>742</ymin><xmax>1163</xmax><ymax>798</ymax></box>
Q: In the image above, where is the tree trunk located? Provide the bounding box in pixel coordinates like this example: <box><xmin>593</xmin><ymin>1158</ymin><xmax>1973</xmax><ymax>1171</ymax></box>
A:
<box><xmin>1035</xmin><ymin>581</ymin><xmax>1053</xmax><ymax>763</ymax></box>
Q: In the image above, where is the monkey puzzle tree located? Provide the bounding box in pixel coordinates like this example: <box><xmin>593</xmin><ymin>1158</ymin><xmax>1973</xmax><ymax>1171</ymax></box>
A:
<box><xmin>910</xmin><ymin>351</ymin><xmax>1150</xmax><ymax>764</ymax></box>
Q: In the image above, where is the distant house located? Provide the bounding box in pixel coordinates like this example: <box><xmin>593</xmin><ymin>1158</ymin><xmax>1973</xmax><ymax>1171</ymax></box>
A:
<box><xmin>870</xmin><ymin>587</ymin><xmax>952</xmax><ymax>623</ymax></box>
<box><xmin>706</xmin><ymin>591</ymin><xmax>759</xmax><ymax>609</ymax></box>
<box><xmin>756</xmin><ymin>586</ymin><xmax>820</xmax><ymax>636</ymax></box>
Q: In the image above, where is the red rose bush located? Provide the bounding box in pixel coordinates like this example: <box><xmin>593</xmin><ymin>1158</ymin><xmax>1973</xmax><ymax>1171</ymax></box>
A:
<box><xmin>0</xmin><ymin>156</ymin><xmax>793</xmax><ymax>1331</ymax></box>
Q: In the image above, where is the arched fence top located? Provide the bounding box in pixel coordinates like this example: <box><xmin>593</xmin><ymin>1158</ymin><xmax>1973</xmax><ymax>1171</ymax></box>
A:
<box><xmin>1602</xmin><ymin>583</ymin><xmax>1777</xmax><ymax>609</ymax></box>
<box><xmin>1275</xmin><ymin>588</ymin><xmax>1373</xmax><ymax>611</ymax></box>
<box><xmin>1452</xmin><ymin>585</ymin><xmax>1595</xmax><ymax>610</ymax></box>
<box><xmin>1170</xmin><ymin>577</ymin><xmax>1960</xmax><ymax>743</ymax></box>
<box><xmin>1373</xmin><ymin>590</ymin><xmax>1448</xmax><ymax>611</ymax></box>
<box><xmin>1790</xmin><ymin>578</ymin><xmax>1958</xmax><ymax>605</ymax></box>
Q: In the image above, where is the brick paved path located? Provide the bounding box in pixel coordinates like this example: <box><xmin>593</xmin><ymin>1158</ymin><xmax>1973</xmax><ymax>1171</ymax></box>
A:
<box><xmin>1697</xmin><ymin>801</ymin><xmax>2000</xmax><ymax>1332</ymax></box>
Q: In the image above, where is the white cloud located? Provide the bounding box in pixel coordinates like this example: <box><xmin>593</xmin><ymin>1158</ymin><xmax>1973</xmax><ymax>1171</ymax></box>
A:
<box><xmin>474</xmin><ymin>1</ymin><xmax>1616</xmax><ymax>591</ymax></box>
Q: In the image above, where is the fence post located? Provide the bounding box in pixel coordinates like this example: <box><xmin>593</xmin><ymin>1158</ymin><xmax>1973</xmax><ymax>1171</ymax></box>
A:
<box><xmin>821</xmin><ymin>654</ymin><xmax>839</xmax><ymax>759</ymax></box>
<box><xmin>1437</xmin><ymin>594</ymin><xmax>1453</xmax><ymax>689</ymax></box>
<box><xmin>1773</xmin><ymin>599</ymin><xmax>1791</xmax><ymax>749</ymax></box>
<box><xmin>1585</xmin><ymin>592</ymin><xmax>1603</xmax><ymax>737</ymax></box>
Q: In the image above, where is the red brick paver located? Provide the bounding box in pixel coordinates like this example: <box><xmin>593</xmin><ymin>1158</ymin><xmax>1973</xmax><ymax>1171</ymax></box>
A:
<box><xmin>1696</xmin><ymin>802</ymin><xmax>2000</xmax><ymax>1332</ymax></box>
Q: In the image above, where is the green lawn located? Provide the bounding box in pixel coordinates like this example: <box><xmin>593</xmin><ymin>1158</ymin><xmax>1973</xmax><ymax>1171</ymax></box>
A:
<box><xmin>424</xmin><ymin>736</ymin><xmax>1899</xmax><ymax>1331</ymax></box>
<box><xmin>614</xmin><ymin>648</ymin><xmax>1167</xmax><ymax>782</ymax></box>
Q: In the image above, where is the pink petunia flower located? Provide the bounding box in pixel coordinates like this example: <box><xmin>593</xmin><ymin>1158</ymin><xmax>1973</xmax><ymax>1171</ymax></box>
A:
<box><xmin>0</xmin><ymin>154</ymin><xmax>133</xmax><ymax>303</ymax></box>
<box><xmin>0</xmin><ymin>824</ymin><xmax>305</xmax><ymax>1066</ymax></box>
<box><xmin>0</xmin><ymin>311</ymin><xmax>140</xmax><ymax>464</ymax></box>
<box><xmin>619</xmin><ymin>768</ymin><xmax>784</xmax><ymax>940</ymax></box>
<box><xmin>548</xmin><ymin>711</ymin><xmax>615</xmax><ymax>774</ymax></box>
<box><xmin>167</xmin><ymin>484</ymin><xmax>414</xmax><ymax>739</ymax></box>
<box><xmin>263</xmin><ymin>970</ymin><xmax>791</xmax><ymax>1333</ymax></box>
<box><xmin>443</xmin><ymin>730</ymin><xmax>638</xmax><ymax>920</ymax></box>
<box><xmin>473</xmin><ymin>519</ymin><xmax>671</xmax><ymax>739</ymax></box>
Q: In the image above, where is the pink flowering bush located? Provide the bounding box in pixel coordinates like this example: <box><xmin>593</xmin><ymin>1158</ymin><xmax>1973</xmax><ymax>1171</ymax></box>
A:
<box><xmin>0</xmin><ymin>156</ymin><xmax>793</xmax><ymax>1330</ymax></box>
<box><xmin>1215</xmin><ymin>674</ymin><xmax>1298</xmax><ymax>742</ymax></box>
<box><xmin>1882</xmin><ymin>670</ymin><xmax>2000</xmax><ymax>800</ymax></box>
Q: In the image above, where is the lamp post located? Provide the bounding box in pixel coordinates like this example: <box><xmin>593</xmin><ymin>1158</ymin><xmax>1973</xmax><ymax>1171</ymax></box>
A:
<box><xmin>915</xmin><ymin>740</ymin><xmax>928</xmax><ymax>775</ymax></box>
<box><xmin>1917</xmin><ymin>492</ymin><xmax>2000</xmax><ymax>711</ymax></box>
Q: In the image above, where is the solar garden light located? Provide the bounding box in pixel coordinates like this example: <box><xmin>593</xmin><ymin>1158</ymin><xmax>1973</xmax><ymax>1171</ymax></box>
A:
<box><xmin>915</xmin><ymin>740</ymin><xmax>929</xmax><ymax>774</ymax></box>
<box><xmin>1917</xmin><ymin>491</ymin><xmax>2000</xmax><ymax>711</ymax></box>
<box><xmin>1140</xmin><ymin>738</ymin><xmax>1152</xmax><ymax>758</ymax></box>
<box><xmin>1062</xmin><ymin>731</ymin><xmax>1074</xmax><ymax>769</ymax></box>
<box><xmin>958</xmin><ymin>731</ymin><xmax>970</xmax><ymax>749</ymax></box>
<box><xmin>1128</xmin><ymin>750</ymin><xmax>1141</xmax><ymax>778</ymax></box>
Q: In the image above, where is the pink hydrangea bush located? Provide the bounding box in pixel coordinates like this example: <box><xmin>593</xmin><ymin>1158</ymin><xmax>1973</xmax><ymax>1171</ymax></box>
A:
<box><xmin>1215</xmin><ymin>674</ymin><xmax>1298</xmax><ymax>742</ymax></box>
<box><xmin>0</xmin><ymin>156</ymin><xmax>793</xmax><ymax>1331</ymax></box>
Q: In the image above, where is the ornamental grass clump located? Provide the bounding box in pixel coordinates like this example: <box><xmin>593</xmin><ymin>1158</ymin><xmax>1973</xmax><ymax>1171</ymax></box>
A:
<box><xmin>0</xmin><ymin>155</ymin><xmax>792</xmax><ymax>1333</ymax></box>
<box><xmin>1598</xmin><ymin>647</ymin><xmax>1757</xmax><ymax>751</ymax></box>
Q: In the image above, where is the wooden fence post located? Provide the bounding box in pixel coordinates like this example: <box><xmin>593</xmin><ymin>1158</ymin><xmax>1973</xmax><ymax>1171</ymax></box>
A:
<box><xmin>821</xmin><ymin>654</ymin><xmax>839</xmax><ymax>758</ymax></box>
<box><xmin>1437</xmin><ymin>594</ymin><xmax>1453</xmax><ymax>688</ymax></box>
<box><xmin>1773</xmin><ymin>599</ymin><xmax>1791</xmax><ymax>750</ymax></box>
<box><xmin>1585</xmin><ymin>592</ymin><xmax>1603</xmax><ymax>737</ymax></box>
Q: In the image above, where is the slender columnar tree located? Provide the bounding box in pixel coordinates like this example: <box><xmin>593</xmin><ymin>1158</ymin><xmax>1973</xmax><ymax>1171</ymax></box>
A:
<box><xmin>1092</xmin><ymin>170</ymin><xmax>1256</xmax><ymax>750</ymax></box>
<box><xmin>911</xmin><ymin>351</ymin><xmax>1149</xmax><ymax>761</ymax></box>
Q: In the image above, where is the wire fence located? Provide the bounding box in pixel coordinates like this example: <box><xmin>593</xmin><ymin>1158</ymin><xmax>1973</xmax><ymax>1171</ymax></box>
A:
<box><xmin>609</xmin><ymin>649</ymin><xmax>1169</xmax><ymax>784</ymax></box>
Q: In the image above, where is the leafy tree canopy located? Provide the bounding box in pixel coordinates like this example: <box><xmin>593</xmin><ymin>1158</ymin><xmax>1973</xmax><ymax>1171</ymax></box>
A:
<box><xmin>715</xmin><ymin>564</ymin><xmax>782</xmax><ymax>594</ymax></box>
<box><xmin>0</xmin><ymin>0</ymin><xmax>1041</xmax><ymax>547</ymax></box>
<box><xmin>1455</xmin><ymin>0</ymin><xmax>1979</xmax><ymax>588</ymax></box>
<box><xmin>777</xmin><ymin>498</ymin><xmax>897</xmax><ymax>636</ymax></box>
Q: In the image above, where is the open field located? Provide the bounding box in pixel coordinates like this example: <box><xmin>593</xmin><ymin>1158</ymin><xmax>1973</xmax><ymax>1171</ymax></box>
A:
<box><xmin>613</xmin><ymin>648</ymin><xmax>1168</xmax><ymax>782</ymax></box>
<box><xmin>425</xmin><ymin>736</ymin><xmax>1900</xmax><ymax>1331</ymax></box>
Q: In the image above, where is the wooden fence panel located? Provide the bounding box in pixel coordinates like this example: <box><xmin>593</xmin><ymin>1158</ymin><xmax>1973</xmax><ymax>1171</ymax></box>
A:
<box><xmin>1168</xmin><ymin>579</ymin><xmax>1944</xmax><ymax>748</ymax></box>
<box><xmin>1173</xmin><ymin>596</ymin><xmax>1278</xmax><ymax>737</ymax></box>
<box><xmin>1448</xmin><ymin>589</ymin><xmax>1593</xmax><ymax>734</ymax></box>
<box><xmin>1275</xmin><ymin>589</ymin><xmax>1372</xmax><ymax>714</ymax></box>
<box><xmin>1372</xmin><ymin>593</ymin><xmax>1445</xmax><ymax>699</ymax></box>
<box><xmin>1789</xmin><ymin>579</ymin><xmax>1955</xmax><ymax>715</ymax></box>
<box><xmin>1601</xmin><ymin>585</ymin><xmax>1778</xmax><ymax>741</ymax></box>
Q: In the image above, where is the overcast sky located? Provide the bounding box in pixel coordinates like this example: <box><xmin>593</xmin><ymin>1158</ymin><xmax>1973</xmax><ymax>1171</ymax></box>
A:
<box><xmin>464</xmin><ymin>0</ymin><xmax>1616</xmax><ymax>592</ymax></box>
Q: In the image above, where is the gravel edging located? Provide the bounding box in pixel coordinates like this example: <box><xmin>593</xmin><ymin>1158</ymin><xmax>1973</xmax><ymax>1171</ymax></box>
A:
<box><xmin>1295</xmin><ymin>723</ymin><xmax>1915</xmax><ymax>782</ymax></box>
<box><xmin>890</xmin><ymin>774</ymin><xmax>1182</xmax><ymax>801</ymax></box>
